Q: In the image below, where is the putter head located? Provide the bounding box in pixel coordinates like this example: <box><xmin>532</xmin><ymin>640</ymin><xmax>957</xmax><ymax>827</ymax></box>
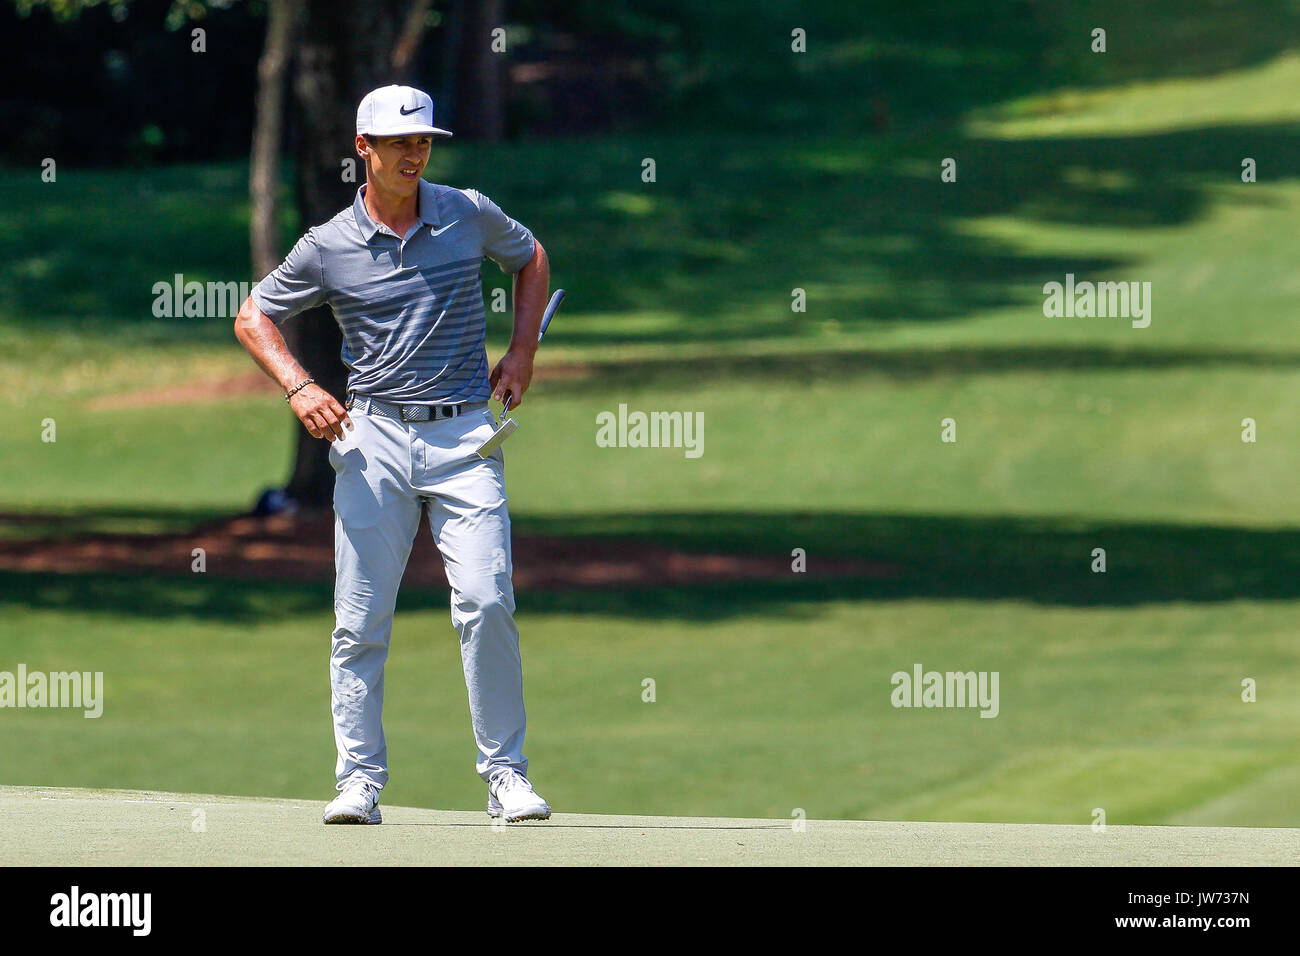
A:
<box><xmin>475</xmin><ymin>415</ymin><xmax>518</xmax><ymax>458</ymax></box>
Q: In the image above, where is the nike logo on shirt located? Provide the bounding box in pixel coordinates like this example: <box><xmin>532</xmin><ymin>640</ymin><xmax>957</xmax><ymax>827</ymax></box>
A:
<box><xmin>427</xmin><ymin>220</ymin><xmax>461</xmax><ymax>236</ymax></box>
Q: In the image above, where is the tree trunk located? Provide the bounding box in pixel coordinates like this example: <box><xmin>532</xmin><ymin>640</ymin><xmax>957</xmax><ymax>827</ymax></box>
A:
<box><xmin>250</xmin><ymin>0</ymin><xmax>300</xmax><ymax>281</ymax></box>
<box><xmin>282</xmin><ymin>0</ymin><xmax>428</xmax><ymax>508</ymax></box>
<box><xmin>453</xmin><ymin>0</ymin><xmax>505</xmax><ymax>140</ymax></box>
<box><xmin>391</xmin><ymin>0</ymin><xmax>432</xmax><ymax>75</ymax></box>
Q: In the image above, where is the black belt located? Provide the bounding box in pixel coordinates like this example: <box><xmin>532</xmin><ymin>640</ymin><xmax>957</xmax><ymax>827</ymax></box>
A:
<box><xmin>348</xmin><ymin>394</ymin><xmax>470</xmax><ymax>422</ymax></box>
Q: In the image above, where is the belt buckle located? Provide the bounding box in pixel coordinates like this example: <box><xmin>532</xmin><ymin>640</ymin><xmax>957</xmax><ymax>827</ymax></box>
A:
<box><xmin>400</xmin><ymin>404</ymin><xmax>431</xmax><ymax>422</ymax></box>
<box><xmin>426</xmin><ymin>404</ymin><xmax>461</xmax><ymax>421</ymax></box>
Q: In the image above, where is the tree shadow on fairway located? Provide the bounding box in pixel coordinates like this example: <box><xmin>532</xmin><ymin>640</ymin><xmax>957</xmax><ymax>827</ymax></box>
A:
<box><xmin>14</xmin><ymin>120</ymin><xmax>1300</xmax><ymax>355</ymax></box>
<box><xmin>541</xmin><ymin>344</ymin><xmax>1300</xmax><ymax>396</ymax></box>
<box><xmin>468</xmin><ymin>120</ymin><xmax>1300</xmax><ymax>352</ymax></box>
<box><xmin>651</xmin><ymin>0</ymin><xmax>1300</xmax><ymax>138</ymax></box>
<box><xmin>4</xmin><ymin>510</ymin><xmax>1300</xmax><ymax>624</ymax></box>
<box><xmin>0</xmin><ymin>506</ymin><xmax>240</xmax><ymax>541</ymax></box>
<box><xmin>508</xmin><ymin>511</ymin><xmax>1300</xmax><ymax>618</ymax></box>
<box><xmin>13</xmin><ymin>0</ymin><xmax>1300</xmax><ymax>355</ymax></box>
<box><xmin>0</xmin><ymin>569</ymin><xmax>331</xmax><ymax>624</ymax></box>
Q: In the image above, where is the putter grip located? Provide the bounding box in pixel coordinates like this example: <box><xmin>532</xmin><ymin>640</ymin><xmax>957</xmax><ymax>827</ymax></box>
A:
<box><xmin>502</xmin><ymin>289</ymin><xmax>565</xmax><ymax>411</ymax></box>
<box><xmin>538</xmin><ymin>289</ymin><xmax>565</xmax><ymax>342</ymax></box>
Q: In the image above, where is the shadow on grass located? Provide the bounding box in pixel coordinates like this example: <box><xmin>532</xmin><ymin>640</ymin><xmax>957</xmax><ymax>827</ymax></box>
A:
<box><xmin>2</xmin><ymin>510</ymin><xmax>1298</xmax><ymax>623</ymax></box>
<box><xmin>540</xmin><ymin>344</ymin><xmax>1300</xmax><ymax>395</ymax></box>
<box><xmin>10</xmin><ymin>120</ymin><xmax>1300</xmax><ymax>356</ymax></box>
<box><xmin>0</xmin><ymin>506</ymin><xmax>236</xmax><ymax>540</ymax></box>
<box><xmin>658</xmin><ymin>0</ymin><xmax>1300</xmax><ymax>137</ymax></box>
<box><xmin>471</xmin><ymin>123</ymin><xmax>1300</xmax><ymax>348</ymax></box>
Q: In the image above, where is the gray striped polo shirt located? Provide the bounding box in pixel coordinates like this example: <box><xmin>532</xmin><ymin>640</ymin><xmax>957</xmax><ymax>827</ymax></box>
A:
<box><xmin>251</xmin><ymin>179</ymin><xmax>536</xmax><ymax>404</ymax></box>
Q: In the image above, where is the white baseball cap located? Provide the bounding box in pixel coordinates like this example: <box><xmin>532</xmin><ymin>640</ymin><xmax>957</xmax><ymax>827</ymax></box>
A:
<box><xmin>356</xmin><ymin>85</ymin><xmax>453</xmax><ymax>138</ymax></box>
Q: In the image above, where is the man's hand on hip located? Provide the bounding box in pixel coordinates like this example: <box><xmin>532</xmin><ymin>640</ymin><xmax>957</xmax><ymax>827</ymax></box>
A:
<box><xmin>234</xmin><ymin>297</ymin><xmax>351</xmax><ymax>441</ymax></box>
<box><xmin>489</xmin><ymin>347</ymin><xmax>535</xmax><ymax>410</ymax></box>
<box><xmin>291</xmin><ymin>384</ymin><xmax>353</xmax><ymax>441</ymax></box>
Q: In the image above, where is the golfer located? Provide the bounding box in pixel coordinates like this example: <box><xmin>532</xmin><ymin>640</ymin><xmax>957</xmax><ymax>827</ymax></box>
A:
<box><xmin>234</xmin><ymin>84</ymin><xmax>551</xmax><ymax>824</ymax></box>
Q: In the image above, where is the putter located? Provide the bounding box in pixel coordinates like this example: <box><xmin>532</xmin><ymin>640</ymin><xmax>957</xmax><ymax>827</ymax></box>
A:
<box><xmin>476</xmin><ymin>288</ymin><xmax>565</xmax><ymax>458</ymax></box>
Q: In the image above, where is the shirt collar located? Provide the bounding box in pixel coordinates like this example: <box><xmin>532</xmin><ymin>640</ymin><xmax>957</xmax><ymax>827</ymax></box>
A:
<box><xmin>417</xmin><ymin>180</ymin><xmax>442</xmax><ymax>227</ymax></box>
<box><xmin>353</xmin><ymin>181</ymin><xmax>441</xmax><ymax>243</ymax></box>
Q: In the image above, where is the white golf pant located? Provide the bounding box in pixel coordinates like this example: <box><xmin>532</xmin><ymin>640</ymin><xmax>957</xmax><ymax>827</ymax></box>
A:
<box><xmin>327</xmin><ymin>400</ymin><xmax>527</xmax><ymax>791</ymax></box>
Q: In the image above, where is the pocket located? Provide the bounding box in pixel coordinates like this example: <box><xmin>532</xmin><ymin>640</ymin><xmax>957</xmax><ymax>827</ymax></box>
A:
<box><xmin>332</xmin><ymin>444</ymin><xmax>382</xmax><ymax>529</ymax></box>
<box><xmin>474</xmin><ymin>408</ymin><xmax>502</xmax><ymax>439</ymax></box>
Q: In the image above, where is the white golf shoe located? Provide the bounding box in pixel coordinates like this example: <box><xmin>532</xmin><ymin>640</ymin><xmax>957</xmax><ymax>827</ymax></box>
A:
<box><xmin>323</xmin><ymin>778</ymin><xmax>382</xmax><ymax>825</ymax></box>
<box><xmin>487</xmin><ymin>768</ymin><xmax>551</xmax><ymax>822</ymax></box>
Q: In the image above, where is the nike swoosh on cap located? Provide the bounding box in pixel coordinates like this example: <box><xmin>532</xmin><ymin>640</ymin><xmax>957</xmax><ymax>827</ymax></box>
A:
<box><xmin>399</xmin><ymin>105</ymin><xmax>425</xmax><ymax>115</ymax></box>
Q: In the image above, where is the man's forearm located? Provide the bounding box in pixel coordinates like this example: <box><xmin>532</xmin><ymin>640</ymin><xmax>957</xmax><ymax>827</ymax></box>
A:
<box><xmin>234</xmin><ymin>296</ymin><xmax>312</xmax><ymax>392</ymax></box>
<box><xmin>509</xmin><ymin>240</ymin><xmax>550</xmax><ymax>353</ymax></box>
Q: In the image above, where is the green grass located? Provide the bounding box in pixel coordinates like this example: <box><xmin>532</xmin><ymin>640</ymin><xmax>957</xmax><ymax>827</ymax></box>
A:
<box><xmin>7</xmin><ymin>361</ymin><xmax>1300</xmax><ymax>529</ymax></box>
<box><xmin>5</xmin><ymin>9</ymin><xmax>1300</xmax><ymax>827</ymax></box>
<box><xmin>3</xmin><ymin>573</ymin><xmax>1297</xmax><ymax>825</ymax></box>
<box><xmin>9</xmin><ymin>786</ymin><xmax>1296</xmax><ymax>866</ymax></box>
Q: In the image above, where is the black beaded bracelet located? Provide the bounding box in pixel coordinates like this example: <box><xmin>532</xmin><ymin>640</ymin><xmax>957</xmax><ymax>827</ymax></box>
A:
<box><xmin>284</xmin><ymin>378</ymin><xmax>315</xmax><ymax>402</ymax></box>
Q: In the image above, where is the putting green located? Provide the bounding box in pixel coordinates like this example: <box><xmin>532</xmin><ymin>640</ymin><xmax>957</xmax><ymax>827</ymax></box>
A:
<box><xmin>3</xmin><ymin>786</ymin><xmax>1294</xmax><ymax>866</ymax></box>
